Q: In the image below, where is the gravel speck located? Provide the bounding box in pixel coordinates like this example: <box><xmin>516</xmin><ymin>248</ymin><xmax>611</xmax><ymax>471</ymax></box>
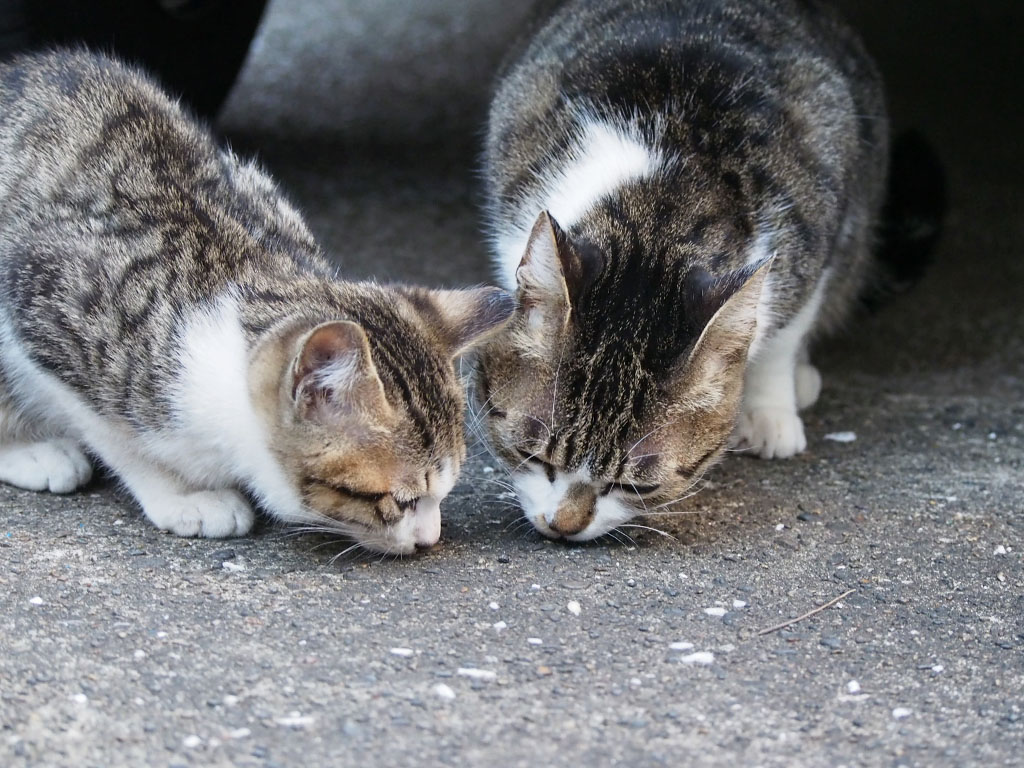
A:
<box><xmin>457</xmin><ymin>668</ymin><xmax>496</xmax><ymax>681</ymax></box>
<box><xmin>28</xmin><ymin>596</ymin><xmax>43</xmax><ymax>605</ymax></box>
<box><xmin>679</xmin><ymin>652</ymin><xmax>715</xmax><ymax>665</ymax></box>
<box><xmin>847</xmin><ymin>680</ymin><xmax>861</xmax><ymax>694</ymax></box>
<box><xmin>275</xmin><ymin>712</ymin><xmax>315</xmax><ymax>728</ymax></box>
<box><xmin>892</xmin><ymin>707</ymin><xmax>912</xmax><ymax>720</ymax></box>
<box><xmin>824</xmin><ymin>431</ymin><xmax>857</xmax><ymax>442</ymax></box>
<box><xmin>433</xmin><ymin>683</ymin><xmax>456</xmax><ymax>700</ymax></box>
<box><xmin>389</xmin><ymin>647</ymin><xmax>414</xmax><ymax>657</ymax></box>
<box><xmin>704</xmin><ymin>607</ymin><xmax>727</xmax><ymax>617</ymax></box>
<box><xmin>493</xmin><ymin>621</ymin><xmax>507</xmax><ymax>631</ymax></box>
<box><xmin>670</xmin><ymin>641</ymin><xmax>695</xmax><ymax>651</ymax></box>
<box><xmin>527</xmin><ymin>637</ymin><xmax>543</xmax><ymax>645</ymax></box>
<box><xmin>182</xmin><ymin>735</ymin><xmax>201</xmax><ymax>749</ymax></box>
<box><xmin>567</xmin><ymin>600</ymin><xmax>581</xmax><ymax>616</ymax></box>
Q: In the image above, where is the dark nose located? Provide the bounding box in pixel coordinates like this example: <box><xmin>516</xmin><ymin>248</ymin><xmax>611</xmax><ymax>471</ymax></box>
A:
<box><xmin>550</xmin><ymin>483</ymin><xmax>596</xmax><ymax>536</ymax></box>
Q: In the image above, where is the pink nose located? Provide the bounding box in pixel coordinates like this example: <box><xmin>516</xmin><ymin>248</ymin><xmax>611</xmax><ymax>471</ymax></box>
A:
<box><xmin>412</xmin><ymin>502</ymin><xmax>441</xmax><ymax>549</ymax></box>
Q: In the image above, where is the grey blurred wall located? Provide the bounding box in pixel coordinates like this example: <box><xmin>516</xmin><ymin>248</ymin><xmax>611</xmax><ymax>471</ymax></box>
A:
<box><xmin>219</xmin><ymin>0</ymin><xmax>541</xmax><ymax>142</ymax></box>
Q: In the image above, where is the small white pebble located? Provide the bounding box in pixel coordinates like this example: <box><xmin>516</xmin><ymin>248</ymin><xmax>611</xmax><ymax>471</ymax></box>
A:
<box><xmin>679</xmin><ymin>651</ymin><xmax>715</xmax><ymax>665</ymax></box>
<box><xmin>228</xmin><ymin>728</ymin><xmax>250</xmax><ymax>739</ymax></box>
<box><xmin>847</xmin><ymin>680</ymin><xmax>861</xmax><ymax>694</ymax></box>
<box><xmin>222</xmin><ymin>560</ymin><xmax>245</xmax><ymax>573</ymax></box>
<box><xmin>488</xmin><ymin>601</ymin><xmax>499</xmax><ymax>610</ymax></box>
<box><xmin>527</xmin><ymin>637</ymin><xmax>543</xmax><ymax>645</ymax></box>
<box><xmin>133</xmin><ymin>650</ymin><xmax>146</xmax><ymax>660</ymax></box>
<box><xmin>223</xmin><ymin>695</ymin><xmax>239</xmax><ymax>706</ymax></box>
<box><xmin>156</xmin><ymin>631</ymin><xmax>168</xmax><ymax>639</ymax></box>
<box><xmin>71</xmin><ymin>693</ymin><xmax>88</xmax><ymax>705</ymax></box>
<box><xmin>775</xmin><ymin>523</ymin><xmax>785</xmax><ymax>531</ymax></box>
<box><xmin>704</xmin><ymin>607</ymin><xmax>727</xmax><ymax>617</ymax></box>
<box><xmin>567</xmin><ymin>600</ymin><xmax>581</xmax><ymax>616</ymax></box>
<box><xmin>932</xmin><ymin>664</ymin><xmax>944</xmax><ymax>674</ymax></box>
<box><xmin>732</xmin><ymin>599</ymin><xmax>747</xmax><ymax>609</ymax></box>
<box><xmin>456</xmin><ymin>668</ymin><xmax>496</xmax><ymax>681</ymax></box>
<box><xmin>988</xmin><ymin>432</ymin><xmax>997</xmax><ymax>440</ymax></box>
<box><xmin>531</xmin><ymin>584</ymin><xmax>541</xmax><ymax>590</ymax></box>
<box><xmin>389</xmin><ymin>647</ymin><xmax>414</xmax><ymax>657</ymax></box>
<box><xmin>824</xmin><ymin>431</ymin><xmax>857</xmax><ymax>443</ymax></box>
<box><xmin>28</xmin><ymin>596</ymin><xmax>43</xmax><ymax>606</ymax></box>
<box><xmin>433</xmin><ymin>683</ymin><xmax>456</xmax><ymax>701</ymax></box>
<box><xmin>892</xmin><ymin>707</ymin><xmax>912</xmax><ymax>720</ymax></box>
<box><xmin>182</xmin><ymin>735</ymin><xmax>201</xmax><ymax>749</ymax></box>
<box><xmin>994</xmin><ymin>545</ymin><xmax>1008</xmax><ymax>556</ymax></box>
<box><xmin>492</xmin><ymin>621</ymin><xmax>507</xmax><ymax>631</ymax></box>
<box><xmin>719</xmin><ymin>644</ymin><xmax>736</xmax><ymax>653</ymax></box>
<box><xmin>275</xmin><ymin>712</ymin><xmax>314</xmax><ymax>728</ymax></box>
<box><xmin>482</xmin><ymin>466</ymin><xmax>495</xmax><ymax>474</ymax></box>
<box><xmin>669</xmin><ymin>641</ymin><xmax>694</xmax><ymax>651</ymax></box>
<box><xmin>952</xmin><ymin>422</ymin><xmax>963</xmax><ymax>430</ymax></box>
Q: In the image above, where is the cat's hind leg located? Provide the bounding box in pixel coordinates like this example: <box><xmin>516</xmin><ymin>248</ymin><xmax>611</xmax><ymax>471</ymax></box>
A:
<box><xmin>794</xmin><ymin>348</ymin><xmax>822</xmax><ymax>411</ymax></box>
<box><xmin>0</xmin><ymin>396</ymin><xmax>93</xmax><ymax>494</ymax></box>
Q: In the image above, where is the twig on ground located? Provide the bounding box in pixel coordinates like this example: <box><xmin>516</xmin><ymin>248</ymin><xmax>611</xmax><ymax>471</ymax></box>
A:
<box><xmin>757</xmin><ymin>588</ymin><xmax>857</xmax><ymax>636</ymax></box>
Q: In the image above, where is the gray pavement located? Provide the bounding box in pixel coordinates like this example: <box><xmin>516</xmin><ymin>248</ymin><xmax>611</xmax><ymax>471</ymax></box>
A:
<box><xmin>2</xmin><ymin>1</ymin><xmax>1022</xmax><ymax>766</ymax></box>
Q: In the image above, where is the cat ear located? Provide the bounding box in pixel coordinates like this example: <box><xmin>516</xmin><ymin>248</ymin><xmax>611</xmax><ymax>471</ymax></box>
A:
<box><xmin>291</xmin><ymin>321</ymin><xmax>390</xmax><ymax>421</ymax></box>
<box><xmin>673</xmin><ymin>259</ymin><xmax>773</xmax><ymax>406</ymax></box>
<box><xmin>400</xmin><ymin>286</ymin><xmax>516</xmax><ymax>358</ymax></box>
<box><xmin>515</xmin><ymin>211</ymin><xmax>594</xmax><ymax>328</ymax></box>
<box><xmin>516</xmin><ymin>211</ymin><xmax>570</xmax><ymax>306</ymax></box>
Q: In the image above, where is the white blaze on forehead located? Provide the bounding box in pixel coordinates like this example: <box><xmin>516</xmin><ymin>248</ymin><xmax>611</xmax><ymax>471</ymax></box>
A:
<box><xmin>494</xmin><ymin>117</ymin><xmax>667</xmax><ymax>289</ymax></box>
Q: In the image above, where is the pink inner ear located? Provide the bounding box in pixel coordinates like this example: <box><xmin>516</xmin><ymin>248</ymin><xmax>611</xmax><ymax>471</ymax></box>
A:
<box><xmin>292</xmin><ymin>321</ymin><xmax>371</xmax><ymax>400</ymax></box>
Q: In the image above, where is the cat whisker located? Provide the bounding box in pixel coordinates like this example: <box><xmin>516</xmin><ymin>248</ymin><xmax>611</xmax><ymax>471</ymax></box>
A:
<box><xmin>619</xmin><ymin>523</ymin><xmax>678</xmax><ymax>542</ymax></box>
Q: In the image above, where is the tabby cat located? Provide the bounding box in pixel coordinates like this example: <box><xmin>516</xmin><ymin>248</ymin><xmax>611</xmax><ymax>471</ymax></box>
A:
<box><xmin>477</xmin><ymin>0</ymin><xmax>888</xmax><ymax>540</ymax></box>
<box><xmin>0</xmin><ymin>49</ymin><xmax>513</xmax><ymax>554</ymax></box>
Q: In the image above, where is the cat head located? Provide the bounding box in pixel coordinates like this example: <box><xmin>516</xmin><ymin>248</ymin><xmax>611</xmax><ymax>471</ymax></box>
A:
<box><xmin>267</xmin><ymin>285</ymin><xmax>514</xmax><ymax>555</ymax></box>
<box><xmin>475</xmin><ymin>211</ymin><xmax>770</xmax><ymax>542</ymax></box>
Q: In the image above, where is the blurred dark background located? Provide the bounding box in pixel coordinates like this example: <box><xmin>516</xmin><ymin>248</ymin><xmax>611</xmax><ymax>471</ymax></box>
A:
<box><xmin>1</xmin><ymin>0</ymin><xmax>1021</xmax><ymax>390</ymax></box>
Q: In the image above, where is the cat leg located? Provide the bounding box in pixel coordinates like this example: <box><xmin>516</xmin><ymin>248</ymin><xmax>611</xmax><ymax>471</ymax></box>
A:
<box><xmin>0</xmin><ymin>397</ymin><xmax>93</xmax><ymax>494</ymax></box>
<box><xmin>794</xmin><ymin>347</ymin><xmax>822</xmax><ymax>411</ymax></box>
<box><xmin>733</xmin><ymin>345</ymin><xmax>806</xmax><ymax>459</ymax></box>
<box><xmin>733</xmin><ymin>275</ymin><xmax>830</xmax><ymax>459</ymax></box>
<box><xmin>81</xmin><ymin>426</ymin><xmax>255</xmax><ymax>538</ymax></box>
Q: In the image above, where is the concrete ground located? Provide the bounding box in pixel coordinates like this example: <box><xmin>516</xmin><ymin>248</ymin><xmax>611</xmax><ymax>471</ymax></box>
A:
<box><xmin>1</xmin><ymin>1</ymin><xmax>1021</xmax><ymax>766</ymax></box>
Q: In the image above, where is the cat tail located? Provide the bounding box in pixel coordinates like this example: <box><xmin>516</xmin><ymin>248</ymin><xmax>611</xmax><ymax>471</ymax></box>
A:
<box><xmin>864</xmin><ymin>129</ymin><xmax>947</xmax><ymax>309</ymax></box>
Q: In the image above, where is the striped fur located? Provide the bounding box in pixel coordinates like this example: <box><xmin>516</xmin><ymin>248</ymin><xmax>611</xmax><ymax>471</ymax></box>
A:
<box><xmin>0</xmin><ymin>49</ymin><xmax>513</xmax><ymax>554</ymax></box>
<box><xmin>477</xmin><ymin>0</ymin><xmax>889</xmax><ymax>541</ymax></box>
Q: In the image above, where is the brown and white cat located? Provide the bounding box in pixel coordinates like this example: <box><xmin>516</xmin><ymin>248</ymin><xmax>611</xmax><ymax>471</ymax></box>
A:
<box><xmin>476</xmin><ymin>0</ymin><xmax>889</xmax><ymax>540</ymax></box>
<box><xmin>0</xmin><ymin>49</ymin><xmax>514</xmax><ymax>554</ymax></box>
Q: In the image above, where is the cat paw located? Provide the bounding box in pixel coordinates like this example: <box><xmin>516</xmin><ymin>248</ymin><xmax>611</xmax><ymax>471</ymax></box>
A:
<box><xmin>0</xmin><ymin>439</ymin><xmax>93</xmax><ymax>493</ymax></box>
<box><xmin>794</xmin><ymin>362</ymin><xmax>822</xmax><ymax>410</ymax></box>
<box><xmin>145</xmin><ymin>489</ymin><xmax>255</xmax><ymax>538</ymax></box>
<box><xmin>732</xmin><ymin>407</ymin><xmax>807</xmax><ymax>459</ymax></box>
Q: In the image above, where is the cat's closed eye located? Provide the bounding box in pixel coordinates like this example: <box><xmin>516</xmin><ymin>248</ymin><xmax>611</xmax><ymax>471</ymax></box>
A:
<box><xmin>600</xmin><ymin>481</ymin><xmax>661</xmax><ymax>497</ymax></box>
<box><xmin>516</xmin><ymin>448</ymin><xmax>557</xmax><ymax>482</ymax></box>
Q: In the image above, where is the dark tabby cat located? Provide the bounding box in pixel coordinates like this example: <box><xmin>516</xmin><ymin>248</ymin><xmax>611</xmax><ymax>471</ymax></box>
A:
<box><xmin>477</xmin><ymin>0</ymin><xmax>888</xmax><ymax>540</ymax></box>
<box><xmin>0</xmin><ymin>49</ymin><xmax>513</xmax><ymax>554</ymax></box>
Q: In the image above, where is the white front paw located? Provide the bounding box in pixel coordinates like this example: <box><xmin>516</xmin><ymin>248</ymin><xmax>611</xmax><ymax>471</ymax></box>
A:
<box><xmin>0</xmin><ymin>439</ymin><xmax>93</xmax><ymax>494</ymax></box>
<box><xmin>733</xmin><ymin>407</ymin><xmax>807</xmax><ymax>459</ymax></box>
<box><xmin>145</xmin><ymin>489</ymin><xmax>255</xmax><ymax>538</ymax></box>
